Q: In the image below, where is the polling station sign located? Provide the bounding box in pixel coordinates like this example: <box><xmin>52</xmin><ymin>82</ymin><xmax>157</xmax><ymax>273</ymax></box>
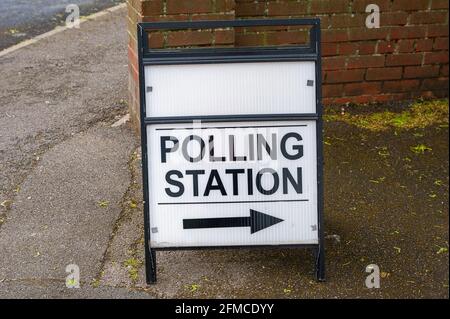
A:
<box><xmin>137</xmin><ymin>19</ymin><xmax>324</xmax><ymax>284</ymax></box>
<box><xmin>148</xmin><ymin>121</ymin><xmax>318</xmax><ymax>246</ymax></box>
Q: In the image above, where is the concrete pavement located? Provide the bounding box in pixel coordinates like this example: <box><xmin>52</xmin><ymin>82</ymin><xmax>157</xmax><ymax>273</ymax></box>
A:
<box><xmin>0</xmin><ymin>5</ymin><xmax>151</xmax><ymax>298</ymax></box>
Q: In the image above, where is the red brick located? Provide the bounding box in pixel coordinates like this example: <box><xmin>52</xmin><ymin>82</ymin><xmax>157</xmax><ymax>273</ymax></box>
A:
<box><xmin>415</xmin><ymin>39</ymin><xmax>434</xmax><ymax>52</ymax></box>
<box><xmin>242</xmin><ymin>25</ymin><xmax>287</xmax><ymax>32</ymax></box>
<box><xmin>373</xmin><ymin>93</ymin><xmax>413</xmax><ymax>102</ymax></box>
<box><xmin>391</xmin><ymin>0</ymin><xmax>430</xmax><ymax>11</ymax></box>
<box><xmin>348</xmin><ymin>28</ymin><xmax>389</xmax><ymax>41</ymax></box>
<box><xmin>431</xmin><ymin>89</ymin><xmax>450</xmax><ymax>98</ymax></box>
<box><xmin>344</xmin><ymin>82</ymin><xmax>382</xmax><ymax>96</ymax></box>
<box><xmin>311</xmin><ymin>0</ymin><xmax>349</xmax><ymax>13</ymax></box>
<box><xmin>381</xmin><ymin>12</ymin><xmax>409</xmax><ymax>26</ymax></box>
<box><xmin>323</xmin><ymin>84</ymin><xmax>344</xmax><ymax>97</ymax></box>
<box><xmin>325</xmin><ymin>69</ymin><xmax>366</xmax><ymax>83</ymax></box>
<box><xmin>351</xmin><ymin>0</ymin><xmax>390</xmax><ymax>12</ymax></box>
<box><xmin>370</xmin><ymin>94</ymin><xmax>396</xmax><ymax>103</ymax></box>
<box><xmin>142</xmin><ymin>14</ymin><xmax>189</xmax><ymax>22</ymax></box>
<box><xmin>319</xmin><ymin>16</ymin><xmax>331</xmax><ymax>29</ymax></box>
<box><xmin>339</xmin><ymin>42</ymin><xmax>358</xmax><ymax>55</ymax></box>
<box><xmin>390</xmin><ymin>26</ymin><xmax>427</xmax><ymax>40</ymax></box>
<box><xmin>166</xmin><ymin>0</ymin><xmax>213</xmax><ymax>14</ymax></box>
<box><xmin>347</xmin><ymin>55</ymin><xmax>385</xmax><ymax>69</ymax></box>
<box><xmin>421</xmin><ymin>77</ymin><xmax>449</xmax><ymax>90</ymax></box>
<box><xmin>267</xmin><ymin>1</ymin><xmax>308</xmax><ymax>16</ymax></box>
<box><xmin>366</xmin><ymin>67</ymin><xmax>403</xmax><ymax>80</ymax></box>
<box><xmin>266</xmin><ymin>31</ymin><xmax>309</xmax><ymax>45</ymax></box>
<box><xmin>236</xmin><ymin>2</ymin><xmax>265</xmax><ymax>17</ymax></box>
<box><xmin>333</xmin><ymin>95</ymin><xmax>373</xmax><ymax>104</ymax></box>
<box><xmin>358</xmin><ymin>42</ymin><xmax>377</xmax><ymax>55</ymax></box>
<box><xmin>386</xmin><ymin>53</ymin><xmax>423</xmax><ymax>66</ymax></box>
<box><xmin>322</xmin><ymin>57</ymin><xmax>347</xmax><ymax>70</ymax></box>
<box><xmin>377</xmin><ymin>41</ymin><xmax>395</xmax><ymax>54</ymax></box>
<box><xmin>214</xmin><ymin>30</ymin><xmax>234</xmax><ymax>45</ymax></box>
<box><xmin>322</xmin><ymin>43</ymin><xmax>338</xmax><ymax>56</ymax></box>
<box><xmin>396</xmin><ymin>40</ymin><xmax>415</xmax><ymax>53</ymax></box>
<box><xmin>434</xmin><ymin>37</ymin><xmax>449</xmax><ymax>50</ymax></box>
<box><xmin>128</xmin><ymin>0</ymin><xmax>450</xmax><ymax>114</ymax></box>
<box><xmin>215</xmin><ymin>0</ymin><xmax>235</xmax><ymax>12</ymax></box>
<box><xmin>322</xmin><ymin>97</ymin><xmax>335</xmax><ymax>105</ymax></box>
<box><xmin>235</xmin><ymin>33</ymin><xmax>264</xmax><ymax>46</ymax></box>
<box><xmin>404</xmin><ymin>65</ymin><xmax>441</xmax><ymax>78</ymax></box>
<box><xmin>322</xmin><ymin>29</ymin><xmax>349</xmax><ymax>43</ymax></box>
<box><xmin>424</xmin><ymin>51</ymin><xmax>449</xmax><ymax>64</ymax></box>
<box><xmin>191</xmin><ymin>13</ymin><xmax>235</xmax><ymax>20</ymax></box>
<box><xmin>431</xmin><ymin>0</ymin><xmax>449</xmax><ymax>9</ymax></box>
<box><xmin>141</xmin><ymin>0</ymin><xmax>164</xmax><ymax>15</ymax></box>
<box><xmin>427</xmin><ymin>25</ymin><xmax>449</xmax><ymax>37</ymax></box>
<box><xmin>410</xmin><ymin>11</ymin><xmax>448</xmax><ymax>25</ymax></box>
<box><xmin>147</xmin><ymin>32</ymin><xmax>164</xmax><ymax>48</ymax></box>
<box><xmin>330</xmin><ymin>14</ymin><xmax>365</xmax><ymax>28</ymax></box>
<box><xmin>383</xmin><ymin>80</ymin><xmax>421</xmax><ymax>92</ymax></box>
<box><xmin>167</xmin><ymin>30</ymin><xmax>213</xmax><ymax>47</ymax></box>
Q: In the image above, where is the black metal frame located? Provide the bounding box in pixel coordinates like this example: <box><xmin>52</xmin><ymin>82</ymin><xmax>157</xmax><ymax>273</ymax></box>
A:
<box><xmin>137</xmin><ymin>18</ymin><xmax>325</xmax><ymax>284</ymax></box>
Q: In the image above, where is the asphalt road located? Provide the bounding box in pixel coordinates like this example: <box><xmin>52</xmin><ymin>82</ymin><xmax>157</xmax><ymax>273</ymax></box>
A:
<box><xmin>0</xmin><ymin>0</ymin><xmax>123</xmax><ymax>51</ymax></box>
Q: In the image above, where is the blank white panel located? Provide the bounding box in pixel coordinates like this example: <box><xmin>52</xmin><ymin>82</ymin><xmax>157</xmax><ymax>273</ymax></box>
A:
<box><xmin>145</xmin><ymin>61</ymin><xmax>316</xmax><ymax>117</ymax></box>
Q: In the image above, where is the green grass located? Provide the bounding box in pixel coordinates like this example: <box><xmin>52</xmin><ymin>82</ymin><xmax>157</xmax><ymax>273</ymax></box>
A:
<box><xmin>124</xmin><ymin>258</ymin><xmax>142</xmax><ymax>281</ymax></box>
<box><xmin>324</xmin><ymin>99</ymin><xmax>449</xmax><ymax>131</ymax></box>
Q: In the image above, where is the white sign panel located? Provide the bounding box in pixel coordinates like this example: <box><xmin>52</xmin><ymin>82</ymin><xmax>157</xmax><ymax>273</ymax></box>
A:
<box><xmin>147</xmin><ymin>120</ymin><xmax>318</xmax><ymax>248</ymax></box>
<box><xmin>144</xmin><ymin>61</ymin><xmax>319</xmax><ymax>248</ymax></box>
<box><xmin>145</xmin><ymin>61</ymin><xmax>316</xmax><ymax>117</ymax></box>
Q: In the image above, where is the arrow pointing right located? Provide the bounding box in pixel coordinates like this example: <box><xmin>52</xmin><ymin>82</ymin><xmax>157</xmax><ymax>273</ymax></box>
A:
<box><xmin>183</xmin><ymin>209</ymin><xmax>284</xmax><ymax>234</ymax></box>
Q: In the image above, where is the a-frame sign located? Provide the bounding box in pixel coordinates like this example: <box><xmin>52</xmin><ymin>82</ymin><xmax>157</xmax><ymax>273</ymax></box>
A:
<box><xmin>137</xmin><ymin>18</ymin><xmax>325</xmax><ymax>284</ymax></box>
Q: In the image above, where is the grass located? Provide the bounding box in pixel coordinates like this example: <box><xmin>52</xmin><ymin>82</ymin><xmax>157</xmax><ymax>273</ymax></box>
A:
<box><xmin>124</xmin><ymin>258</ymin><xmax>142</xmax><ymax>282</ymax></box>
<box><xmin>324</xmin><ymin>99</ymin><xmax>449</xmax><ymax>131</ymax></box>
<box><xmin>410</xmin><ymin>144</ymin><xmax>433</xmax><ymax>154</ymax></box>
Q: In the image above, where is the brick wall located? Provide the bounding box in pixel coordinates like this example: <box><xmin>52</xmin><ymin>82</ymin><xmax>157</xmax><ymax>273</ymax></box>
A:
<box><xmin>127</xmin><ymin>0</ymin><xmax>449</xmax><ymax>131</ymax></box>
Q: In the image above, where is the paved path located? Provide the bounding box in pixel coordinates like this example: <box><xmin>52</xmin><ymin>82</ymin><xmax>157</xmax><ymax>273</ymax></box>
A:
<box><xmin>0</xmin><ymin>6</ymin><xmax>150</xmax><ymax>298</ymax></box>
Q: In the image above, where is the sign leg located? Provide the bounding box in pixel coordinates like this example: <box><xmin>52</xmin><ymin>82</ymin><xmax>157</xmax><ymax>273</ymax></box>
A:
<box><xmin>145</xmin><ymin>247</ymin><xmax>157</xmax><ymax>284</ymax></box>
<box><xmin>315</xmin><ymin>245</ymin><xmax>325</xmax><ymax>282</ymax></box>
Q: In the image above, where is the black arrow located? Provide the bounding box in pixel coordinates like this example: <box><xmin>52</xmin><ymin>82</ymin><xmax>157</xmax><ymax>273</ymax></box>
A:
<box><xmin>183</xmin><ymin>209</ymin><xmax>283</xmax><ymax>234</ymax></box>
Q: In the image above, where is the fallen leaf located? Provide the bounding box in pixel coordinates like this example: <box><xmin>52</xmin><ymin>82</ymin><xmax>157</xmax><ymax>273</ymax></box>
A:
<box><xmin>410</xmin><ymin>144</ymin><xmax>432</xmax><ymax>154</ymax></box>
<box><xmin>129</xmin><ymin>201</ymin><xmax>137</xmax><ymax>209</ymax></box>
<box><xmin>0</xmin><ymin>200</ymin><xmax>12</xmax><ymax>210</ymax></box>
<box><xmin>434</xmin><ymin>180</ymin><xmax>443</xmax><ymax>186</ymax></box>
<box><xmin>98</xmin><ymin>200</ymin><xmax>109</xmax><ymax>208</ymax></box>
